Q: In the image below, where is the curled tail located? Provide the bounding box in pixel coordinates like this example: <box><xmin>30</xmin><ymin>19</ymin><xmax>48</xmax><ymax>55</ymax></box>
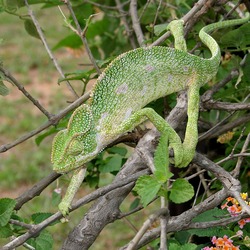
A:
<box><xmin>199</xmin><ymin>13</ymin><xmax>250</xmax><ymax>61</ymax></box>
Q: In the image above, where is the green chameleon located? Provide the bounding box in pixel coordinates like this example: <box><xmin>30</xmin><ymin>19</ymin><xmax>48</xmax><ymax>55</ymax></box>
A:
<box><xmin>51</xmin><ymin>14</ymin><xmax>250</xmax><ymax>216</ymax></box>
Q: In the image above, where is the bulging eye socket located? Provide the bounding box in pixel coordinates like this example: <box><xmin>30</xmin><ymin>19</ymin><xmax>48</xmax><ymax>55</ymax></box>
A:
<box><xmin>67</xmin><ymin>136</ymin><xmax>85</xmax><ymax>156</ymax></box>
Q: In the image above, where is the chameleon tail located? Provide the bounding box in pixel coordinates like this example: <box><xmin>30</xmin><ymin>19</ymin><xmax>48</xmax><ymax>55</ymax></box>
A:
<box><xmin>199</xmin><ymin>13</ymin><xmax>250</xmax><ymax>62</ymax></box>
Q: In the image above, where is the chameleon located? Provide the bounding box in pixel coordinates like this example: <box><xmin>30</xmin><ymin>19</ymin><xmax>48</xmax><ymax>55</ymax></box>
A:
<box><xmin>51</xmin><ymin>13</ymin><xmax>250</xmax><ymax>216</ymax></box>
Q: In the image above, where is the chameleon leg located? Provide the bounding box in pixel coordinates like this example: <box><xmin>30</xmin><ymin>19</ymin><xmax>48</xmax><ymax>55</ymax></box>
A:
<box><xmin>58</xmin><ymin>167</ymin><xmax>87</xmax><ymax>216</ymax></box>
<box><xmin>116</xmin><ymin>107</ymin><xmax>184</xmax><ymax>166</ymax></box>
<box><xmin>180</xmin><ymin>82</ymin><xmax>200</xmax><ymax>167</ymax></box>
<box><xmin>167</xmin><ymin>19</ymin><xmax>187</xmax><ymax>52</ymax></box>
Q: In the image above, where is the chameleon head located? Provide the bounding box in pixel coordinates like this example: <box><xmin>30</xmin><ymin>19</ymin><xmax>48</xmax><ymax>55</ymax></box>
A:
<box><xmin>51</xmin><ymin>104</ymin><xmax>98</xmax><ymax>173</ymax></box>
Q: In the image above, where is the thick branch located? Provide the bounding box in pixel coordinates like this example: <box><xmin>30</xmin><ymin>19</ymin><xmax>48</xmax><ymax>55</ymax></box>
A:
<box><xmin>121</xmin><ymin>188</ymin><xmax>229</xmax><ymax>249</ymax></box>
<box><xmin>2</xmin><ymin>170</ymin><xmax>149</xmax><ymax>250</ymax></box>
<box><xmin>59</xmin><ymin>93</ymin><xmax>189</xmax><ymax>249</ymax></box>
<box><xmin>202</xmin><ymin>100</ymin><xmax>250</xmax><ymax>111</ymax></box>
<box><xmin>15</xmin><ymin>172</ymin><xmax>61</xmax><ymax>210</ymax></box>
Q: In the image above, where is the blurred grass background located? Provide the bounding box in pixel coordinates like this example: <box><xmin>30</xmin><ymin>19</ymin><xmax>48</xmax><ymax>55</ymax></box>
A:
<box><xmin>0</xmin><ymin>5</ymin><xmax>157</xmax><ymax>249</ymax></box>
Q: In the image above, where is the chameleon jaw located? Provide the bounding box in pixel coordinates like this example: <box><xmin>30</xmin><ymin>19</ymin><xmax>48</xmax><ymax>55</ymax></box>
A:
<box><xmin>52</xmin><ymin>148</ymin><xmax>101</xmax><ymax>174</ymax></box>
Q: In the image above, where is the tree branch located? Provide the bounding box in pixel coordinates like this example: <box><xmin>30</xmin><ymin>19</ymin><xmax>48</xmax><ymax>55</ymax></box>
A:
<box><xmin>24</xmin><ymin>0</ymin><xmax>78</xmax><ymax>98</ymax></box>
<box><xmin>130</xmin><ymin>0</ymin><xmax>145</xmax><ymax>47</ymax></box>
<box><xmin>63</xmin><ymin>0</ymin><xmax>101</xmax><ymax>75</ymax></box>
<box><xmin>2</xmin><ymin>170</ymin><xmax>149</xmax><ymax>250</ymax></box>
<box><xmin>151</xmin><ymin>0</ymin><xmax>217</xmax><ymax>46</ymax></box>
<box><xmin>15</xmin><ymin>171</ymin><xmax>61</xmax><ymax>210</ymax></box>
<box><xmin>0</xmin><ymin>91</ymin><xmax>90</xmax><ymax>153</ymax></box>
<box><xmin>115</xmin><ymin>0</ymin><xmax>137</xmax><ymax>49</ymax></box>
<box><xmin>0</xmin><ymin>66</ymin><xmax>52</xmax><ymax>119</ymax></box>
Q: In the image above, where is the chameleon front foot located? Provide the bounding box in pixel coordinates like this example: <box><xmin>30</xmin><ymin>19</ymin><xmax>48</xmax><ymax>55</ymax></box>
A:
<box><xmin>178</xmin><ymin>148</ymin><xmax>196</xmax><ymax>168</ymax></box>
<box><xmin>58</xmin><ymin>200</ymin><xmax>71</xmax><ymax>217</ymax></box>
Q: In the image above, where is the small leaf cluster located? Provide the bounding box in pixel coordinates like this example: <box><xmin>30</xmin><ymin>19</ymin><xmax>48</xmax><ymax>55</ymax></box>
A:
<box><xmin>85</xmin><ymin>146</ymin><xmax>128</xmax><ymax>188</ymax></box>
<box><xmin>0</xmin><ymin>198</ymin><xmax>55</xmax><ymax>250</ymax></box>
<box><xmin>134</xmin><ymin>133</ymin><xmax>194</xmax><ymax>207</ymax></box>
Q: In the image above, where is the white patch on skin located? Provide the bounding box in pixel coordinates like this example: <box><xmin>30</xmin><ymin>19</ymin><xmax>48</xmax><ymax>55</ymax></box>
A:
<box><xmin>116</xmin><ymin>83</ymin><xmax>128</xmax><ymax>94</ymax></box>
<box><xmin>124</xmin><ymin>108</ymin><xmax>133</xmax><ymax>120</ymax></box>
<box><xmin>167</xmin><ymin>74</ymin><xmax>173</xmax><ymax>82</ymax></box>
<box><xmin>97</xmin><ymin>112</ymin><xmax>109</xmax><ymax>130</ymax></box>
<box><xmin>144</xmin><ymin>64</ymin><xmax>155</xmax><ymax>72</ymax></box>
<box><xmin>141</xmin><ymin>85</ymin><xmax>147</xmax><ymax>95</ymax></box>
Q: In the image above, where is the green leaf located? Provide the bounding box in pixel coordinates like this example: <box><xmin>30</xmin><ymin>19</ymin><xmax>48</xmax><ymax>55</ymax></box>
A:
<box><xmin>58</xmin><ymin>69</ymin><xmax>95</xmax><ymax>84</ymax></box>
<box><xmin>71</xmin><ymin>3</ymin><xmax>93</xmax><ymax>27</ymax></box>
<box><xmin>31</xmin><ymin>213</ymin><xmax>53</xmax><ymax>224</ymax></box>
<box><xmin>35</xmin><ymin>127</ymin><xmax>58</xmax><ymax>146</ymax></box>
<box><xmin>174</xmin><ymin>231</ymin><xmax>191</xmax><ymax>245</ymax></box>
<box><xmin>24</xmin><ymin>19</ymin><xmax>40</xmax><ymax>39</ymax></box>
<box><xmin>28</xmin><ymin>230</ymin><xmax>53</xmax><ymax>250</ymax></box>
<box><xmin>53</xmin><ymin>34</ymin><xmax>82</xmax><ymax>50</ymax></box>
<box><xmin>129</xmin><ymin>198</ymin><xmax>140</xmax><ymax>211</ymax></box>
<box><xmin>107</xmin><ymin>146</ymin><xmax>127</xmax><ymax>157</ymax></box>
<box><xmin>153</xmin><ymin>23</ymin><xmax>168</xmax><ymax>36</ymax></box>
<box><xmin>187</xmin><ymin>208</ymin><xmax>233</xmax><ymax>238</ymax></box>
<box><xmin>85</xmin><ymin>174</ymin><xmax>99</xmax><ymax>188</ymax></box>
<box><xmin>0</xmin><ymin>81</ymin><xmax>9</xmax><ymax>96</ymax></box>
<box><xmin>219</xmin><ymin>23</ymin><xmax>250</xmax><ymax>51</ymax></box>
<box><xmin>154</xmin><ymin>133</ymin><xmax>173</xmax><ymax>183</ymax></box>
<box><xmin>134</xmin><ymin>175</ymin><xmax>161</xmax><ymax>207</ymax></box>
<box><xmin>99</xmin><ymin>155</ymin><xmax>123</xmax><ymax>173</ymax></box>
<box><xmin>51</xmin><ymin>190</ymin><xmax>61</xmax><ymax>206</ymax></box>
<box><xmin>169</xmin><ymin>179</ymin><xmax>194</xmax><ymax>204</ymax></box>
<box><xmin>0</xmin><ymin>225</ymin><xmax>13</xmax><ymax>238</ymax></box>
<box><xmin>188</xmin><ymin>227</ymin><xmax>233</xmax><ymax>238</ymax></box>
<box><xmin>242</xmin><ymin>54</ymin><xmax>250</xmax><ymax>84</ymax></box>
<box><xmin>0</xmin><ymin>198</ymin><xmax>16</xmax><ymax>226</ymax></box>
<box><xmin>192</xmin><ymin>207</ymin><xmax>228</xmax><ymax>222</ymax></box>
<box><xmin>169</xmin><ymin>242</ymin><xmax>197</xmax><ymax>250</ymax></box>
<box><xmin>1</xmin><ymin>0</ymin><xmax>19</xmax><ymax>12</ymax></box>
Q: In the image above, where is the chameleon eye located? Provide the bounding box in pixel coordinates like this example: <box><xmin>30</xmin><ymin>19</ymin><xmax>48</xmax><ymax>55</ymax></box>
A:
<box><xmin>67</xmin><ymin>138</ymin><xmax>84</xmax><ymax>156</ymax></box>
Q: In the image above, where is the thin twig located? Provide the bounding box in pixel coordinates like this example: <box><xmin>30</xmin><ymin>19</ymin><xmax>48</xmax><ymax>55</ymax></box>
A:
<box><xmin>85</xmin><ymin>0</ymin><xmax>130</xmax><ymax>10</ymax></box>
<box><xmin>0</xmin><ymin>91</ymin><xmax>90</xmax><ymax>153</ymax></box>
<box><xmin>63</xmin><ymin>0</ymin><xmax>101</xmax><ymax>75</ymax></box>
<box><xmin>201</xmin><ymin>69</ymin><xmax>239</xmax><ymax>102</ymax></box>
<box><xmin>198</xmin><ymin>113</ymin><xmax>235</xmax><ymax>141</ymax></box>
<box><xmin>151</xmin><ymin>0</ymin><xmax>217</xmax><ymax>46</ymax></box>
<box><xmin>210</xmin><ymin>114</ymin><xmax>250</xmax><ymax>139</ymax></box>
<box><xmin>202</xmin><ymin>101</ymin><xmax>250</xmax><ymax>111</ymax></box>
<box><xmin>231</xmin><ymin>132</ymin><xmax>250</xmax><ymax>178</ymax></box>
<box><xmin>24</xmin><ymin>0</ymin><xmax>78</xmax><ymax>98</ymax></box>
<box><xmin>15</xmin><ymin>172</ymin><xmax>61</xmax><ymax>210</ymax></box>
<box><xmin>115</xmin><ymin>0</ymin><xmax>137</xmax><ymax>49</ymax></box>
<box><xmin>216</xmin><ymin>152</ymin><xmax>250</xmax><ymax>165</ymax></box>
<box><xmin>160</xmin><ymin>197</ymin><xmax>168</xmax><ymax>250</ymax></box>
<box><xmin>0</xmin><ymin>66</ymin><xmax>52</xmax><ymax>119</ymax></box>
<box><xmin>2</xmin><ymin>170</ymin><xmax>149</xmax><ymax>250</ymax></box>
<box><xmin>9</xmin><ymin>219</ymin><xmax>33</xmax><ymax>230</ymax></box>
<box><xmin>126</xmin><ymin>208</ymin><xmax>168</xmax><ymax>250</ymax></box>
<box><xmin>193</xmin><ymin>153</ymin><xmax>250</xmax><ymax>216</ymax></box>
<box><xmin>130</xmin><ymin>0</ymin><xmax>146</xmax><ymax>47</ymax></box>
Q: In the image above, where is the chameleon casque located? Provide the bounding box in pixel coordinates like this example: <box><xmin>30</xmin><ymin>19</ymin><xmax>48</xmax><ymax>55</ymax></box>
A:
<box><xmin>51</xmin><ymin>14</ymin><xmax>250</xmax><ymax>216</ymax></box>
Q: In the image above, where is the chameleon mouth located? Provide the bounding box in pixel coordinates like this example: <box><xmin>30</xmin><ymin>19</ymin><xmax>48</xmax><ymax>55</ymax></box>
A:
<box><xmin>53</xmin><ymin>161</ymin><xmax>84</xmax><ymax>174</ymax></box>
<box><xmin>53</xmin><ymin>148</ymin><xmax>100</xmax><ymax>174</ymax></box>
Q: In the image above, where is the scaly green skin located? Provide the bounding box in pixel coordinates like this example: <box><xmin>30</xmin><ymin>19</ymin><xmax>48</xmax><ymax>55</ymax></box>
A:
<box><xmin>51</xmin><ymin>14</ymin><xmax>250</xmax><ymax>216</ymax></box>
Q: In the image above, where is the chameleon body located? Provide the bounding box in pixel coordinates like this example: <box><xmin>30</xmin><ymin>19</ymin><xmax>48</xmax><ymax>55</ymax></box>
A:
<box><xmin>51</xmin><ymin>14</ymin><xmax>250</xmax><ymax>216</ymax></box>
